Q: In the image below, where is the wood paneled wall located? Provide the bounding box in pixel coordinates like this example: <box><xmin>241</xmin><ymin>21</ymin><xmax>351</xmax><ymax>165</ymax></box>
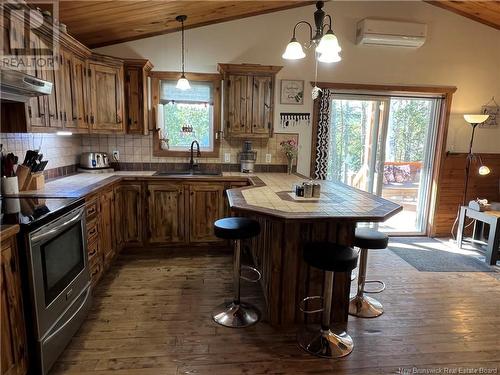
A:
<box><xmin>432</xmin><ymin>153</ymin><xmax>500</xmax><ymax>237</ymax></box>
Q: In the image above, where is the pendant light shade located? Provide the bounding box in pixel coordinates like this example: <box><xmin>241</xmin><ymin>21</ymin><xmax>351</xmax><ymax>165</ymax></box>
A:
<box><xmin>463</xmin><ymin>114</ymin><xmax>489</xmax><ymax>124</ymax></box>
<box><xmin>282</xmin><ymin>38</ymin><xmax>306</xmax><ymax>60</ymax></box>
<box><xmin>176</xmin><ymin>15</ymin><xmax>190</xmax><ymax>90</ymax></box>
<box><xmin>176</xmin><ymin>74</ymin><xmax>191</xmax><ymax>90</ymax></box>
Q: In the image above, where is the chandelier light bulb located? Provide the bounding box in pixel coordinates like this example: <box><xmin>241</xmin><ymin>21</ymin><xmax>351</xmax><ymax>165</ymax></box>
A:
<box><xmin>282</xmin><ymin>38</ymin><xmax>306</xmax><ymax>60</ymax></box>
<box><xmin>318</xmin><ymin>51</ymin><xmax>341</xmax><ymax>63</ymax></box>
<box><xmin>316</xmin><ymin>30</ymin><xmax>341</xmax><ymax>54</ymax></box>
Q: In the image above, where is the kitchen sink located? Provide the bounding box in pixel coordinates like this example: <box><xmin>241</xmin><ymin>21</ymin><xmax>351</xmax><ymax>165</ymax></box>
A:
<box><xmin>154</xmin><ymin>171</ymin><xmax>222</xmax><ymax>177</ymax></box>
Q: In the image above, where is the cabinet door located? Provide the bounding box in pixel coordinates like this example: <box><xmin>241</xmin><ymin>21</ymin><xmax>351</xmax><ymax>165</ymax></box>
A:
<box><xmin>125</xmin><ymin>67</ymin><xmax>144</xmax><ymax>134</ymax></box>
<box><xmin>89</xmin><ymin>63</ymin><xmax>124</xmax><ymax>133</ymax></box>
<box><xmin>251</xmin><ymin>76</ymin><xmax>272</xmax><ymax>135</ymax></box>
<box><xmin>189</xmin><ymin>183</ymin><xmax>225</xmax><ymax>243</ymax></box>
<box><xmin>1</xmin><ymin>238</ymin><xmax>28</xmax><ymax>375</ymax></box>
<box><xmin>100</xmin><ymin>188</ymin><xmax>115</xmax><ymax>268</ymax></box>
<box><xmin>113</xmin><ymin>185</ymin><xmax>123</xmax><ymax>251</ymax></box>
<box><xmin>147</xmin><ymin>183</ymin><xmax>185</xmax><ymax>244</ymax></box>
<box><xmin>72</xmin><ymin>56</ymin><xmax>89</xmax><ymax>131</ymax></box>
<box><xmin>25</xmin><ymin>33</ymin><xmax>47</xmax><ymax>129</ymax></box>
<box><xmin>59</xmin><ymin>49</ymin><xmax>80</xmax><ymax>130</ymax></box>
<box><xmin>226</xmin><ymin>75</ymin><xmax>252</xmax><ymax>135</ymax></box>
<box><xmin>116</xmin><ymin>183</ymin><xmax>143</xmax><ymax>246</ymax></box>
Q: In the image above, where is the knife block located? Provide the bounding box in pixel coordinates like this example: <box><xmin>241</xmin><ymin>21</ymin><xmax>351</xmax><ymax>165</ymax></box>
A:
<box><xmin>17</xmin><ymin>166</ymin><xmax>45</xmax><ymax>191</ymax></box>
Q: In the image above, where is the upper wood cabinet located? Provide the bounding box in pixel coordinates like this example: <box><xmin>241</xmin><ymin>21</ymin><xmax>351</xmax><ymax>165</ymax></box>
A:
<box><xmin>88</xmin><ymin>58</ymin><xmax>125</xmax><ymax>133</ymax></box>
<box><xmin>124</xmin><ymin>59</ymin><xmax>153</xmax><ymax>135</ymax></box>
<box><xmin>1</xmin><ymin>231</ymin><xmax>29</xmax><ymax>375</ymax></box>
<box><xmin>218</xmin><ymin>63</ymin><xmax>282</xmax><ymax>139</ymax></box>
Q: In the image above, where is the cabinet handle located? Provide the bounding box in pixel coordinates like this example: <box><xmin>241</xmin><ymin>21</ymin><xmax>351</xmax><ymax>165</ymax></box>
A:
<box><xmin>64</xmin><ymin>112</ymin><xmax>67</xmax><ymax>121</ymax></box>
<box><xmin>90</xmin><ymin>115</ymin><xmax>94</xmax><ymax>124</ymax></box>
<box><xmin>116</xmin><ymin>114</ymin><xmax>121</xmax><ymax>124</ymax></box>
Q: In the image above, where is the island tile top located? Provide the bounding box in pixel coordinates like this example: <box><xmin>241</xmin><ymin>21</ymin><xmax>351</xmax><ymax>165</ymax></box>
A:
<box><xmin>226</xmin><ymin>173</ymin><xmax>402</xmax><ymax>221</ymax></box>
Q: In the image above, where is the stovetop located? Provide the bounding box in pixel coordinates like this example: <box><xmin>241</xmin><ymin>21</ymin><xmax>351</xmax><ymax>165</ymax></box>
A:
<box><xmin>0</xmin><ymin>196</ymin><xmax>84</xmax><ymax>227</ymax></box>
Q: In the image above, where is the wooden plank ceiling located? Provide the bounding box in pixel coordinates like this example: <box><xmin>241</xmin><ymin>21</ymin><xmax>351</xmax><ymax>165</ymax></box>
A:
<box><xmin>48</xmin><ymin>1</ymin><xmax>315</xmax><ymax>48</ymax></box>
<box><xmin>425</xmin><ymin>1</ymin><xmax>500</xmax><ymax>30</ymax></box>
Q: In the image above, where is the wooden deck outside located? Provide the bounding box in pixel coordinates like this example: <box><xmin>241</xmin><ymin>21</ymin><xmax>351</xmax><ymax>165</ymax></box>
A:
<box><xmin>51</xmin><ymin>246</ymin><xmax>500</xmax><ymax>375</ymax></box>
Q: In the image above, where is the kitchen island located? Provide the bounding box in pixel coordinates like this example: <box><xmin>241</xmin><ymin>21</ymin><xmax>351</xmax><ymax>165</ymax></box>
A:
<box><xmin>12</xmin><ymin>171</ymin><xmax>401</xmax><ymax>327</ymax></box>
<box><xmin>226</xmin><ymin>174</ymin><xmax>402</xmax><ymax>326</ymax></box>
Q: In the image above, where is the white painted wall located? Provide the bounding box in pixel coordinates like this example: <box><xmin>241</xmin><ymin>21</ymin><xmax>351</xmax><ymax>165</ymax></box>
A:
<box><xmin>95</xmin><ymin>1</ymin><xmax>500</xmax><ymax>176</ymax></box>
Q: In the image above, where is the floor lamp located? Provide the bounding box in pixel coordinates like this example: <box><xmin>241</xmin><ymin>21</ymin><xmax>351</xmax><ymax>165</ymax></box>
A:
<box><xmin>451</xmin><ymin>114</ymin><xmax>490</xmax><ymax>238</ymax></box>
<box><xmin>462</xmin><ymin>114</ymin><xmax>491</xmax><ymax>206</ymax></box>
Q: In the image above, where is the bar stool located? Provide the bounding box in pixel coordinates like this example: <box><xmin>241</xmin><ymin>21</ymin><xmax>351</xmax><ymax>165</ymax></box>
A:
<box><xmin>298</xmin><ymin>242</ymin><xmax>359</xmax><ymax>358</ymax></box>
<box><xmin>349</xmin><ymin>227</ymin><xmax>388</xmax><ymax>318</ymax></box>
<box><xmin>212</xmin><ymin>217</ymin><xmax>261</xmax><ymax>328</ymax></box>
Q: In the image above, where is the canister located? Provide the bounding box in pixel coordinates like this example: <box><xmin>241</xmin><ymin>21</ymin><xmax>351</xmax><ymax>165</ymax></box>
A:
<box><xmin>303</xmin><ymin>182</ymin><xmax>313</xmax><ymax>198</ymax></box>
<box><xmin>312</xmin><ymin>183</ymin><xmax>321</xmax><ymax>198</ymax></box>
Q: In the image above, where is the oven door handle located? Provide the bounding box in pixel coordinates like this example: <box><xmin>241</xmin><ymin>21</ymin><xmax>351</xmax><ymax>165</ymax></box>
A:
<box><xmin>31</xmin><ymin>208</ymin><xmax>84</xmax><ymax>243</ymax></box>
<box><xmin>43</xmin><ymin>286</ymin><xmax>91</xmax><ymax>343</ymax></box>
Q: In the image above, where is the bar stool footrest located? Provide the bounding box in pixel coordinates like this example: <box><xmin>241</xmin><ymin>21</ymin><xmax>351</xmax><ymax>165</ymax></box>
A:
<box><xmin>240</xmin><ymin>265</ymin><xmax>261</xmax><ymax>283</ymax></box>
<box><xmin>299</xmin><ymin>296</ymin><xmax>324</xmax><ymax>314</ymax></box>
<box><xmin>363</xmin><ymin>280</ymin><xmax>385</xmax><ymax>294</ymax></box>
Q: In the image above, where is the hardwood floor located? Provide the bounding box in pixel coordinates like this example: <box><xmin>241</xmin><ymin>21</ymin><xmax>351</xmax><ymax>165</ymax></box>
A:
<box><xmin>51</xmin><ymin>246</ymin><xmax>500</xmax><ymax>375</ymax></box>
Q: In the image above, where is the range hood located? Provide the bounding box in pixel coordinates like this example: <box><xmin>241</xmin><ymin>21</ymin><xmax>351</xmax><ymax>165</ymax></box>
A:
<box><xmin>0</xmin><ymin>69</ymin><xmax>53</xmax><ymax>102</ymax></box>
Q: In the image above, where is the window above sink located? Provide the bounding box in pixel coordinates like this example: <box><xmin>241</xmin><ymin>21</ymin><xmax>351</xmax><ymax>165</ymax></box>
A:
<box><xmin>151</xmin><ymin>72</ymin><xmax>222</xmax><ymax>158</ymax></box>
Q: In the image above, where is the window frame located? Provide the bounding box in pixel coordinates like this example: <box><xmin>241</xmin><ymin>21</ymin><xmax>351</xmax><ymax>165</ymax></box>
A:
<box><xmin>151</xmin><ymin>71</ymin><xmax>221</xmax><ymax>157</ymax></box>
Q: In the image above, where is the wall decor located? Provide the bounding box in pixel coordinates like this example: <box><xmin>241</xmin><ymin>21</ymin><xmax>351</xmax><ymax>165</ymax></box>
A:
<box><xmin>280</xmin><ymin>80</ymin><xmax>304</xmax><ymax>105</ymax></box>
<box><xmin>480</xmin><ymin>97</ymin><xmax>499</xmax><ymax>128</ymax></box>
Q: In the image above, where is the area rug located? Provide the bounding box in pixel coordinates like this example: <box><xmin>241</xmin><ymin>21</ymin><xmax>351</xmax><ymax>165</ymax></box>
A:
<box><xmin>388</xmin><ymin>237</ymin><xmax>494</xmax><ymax>272</ymax></box>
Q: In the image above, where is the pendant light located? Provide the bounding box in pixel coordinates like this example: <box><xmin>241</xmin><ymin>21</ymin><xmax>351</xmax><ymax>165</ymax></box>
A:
<box><xmin>176</xmin><ymin>15</ymin><xmax>190</xmax><ymax>90</ymax></box>
<box><xmin>282</xmin><ymin>1</ymin><xmax>341</xmax><ymax>63</ymax></box>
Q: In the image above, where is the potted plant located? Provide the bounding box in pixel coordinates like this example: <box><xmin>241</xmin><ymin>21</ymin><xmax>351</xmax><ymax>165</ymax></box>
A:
<box><xmin>280</xmin><ymin>139</ymin><xmax>298</xmax><ymax>174</ymax></box>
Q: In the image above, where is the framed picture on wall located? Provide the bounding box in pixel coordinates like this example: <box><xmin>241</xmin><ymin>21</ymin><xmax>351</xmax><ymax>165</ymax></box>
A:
<box><xmin>280</xmin><ymin>79</ymin><xmax>304</xmax><ymax>105</ymax></box>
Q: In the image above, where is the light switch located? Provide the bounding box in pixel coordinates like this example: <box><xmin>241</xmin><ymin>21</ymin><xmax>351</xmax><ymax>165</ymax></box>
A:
<box><xmin>224</xmin><ymin>153</ymin><xmax>231</xmax><ymax>163</ymax></box>
<box><xmin>265</xmin><ymin>154</ymin><xmax>272</xmax><ymax>163</ymax></box>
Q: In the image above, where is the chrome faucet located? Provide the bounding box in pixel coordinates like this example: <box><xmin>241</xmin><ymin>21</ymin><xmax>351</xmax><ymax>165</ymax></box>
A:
<box><xmin>189</xmin><ymin>140</ymin><xmax>201</xmax><ymax>171</ymax></box>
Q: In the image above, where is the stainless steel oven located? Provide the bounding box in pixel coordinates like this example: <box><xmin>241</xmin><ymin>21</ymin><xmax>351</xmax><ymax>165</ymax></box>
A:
<box><xmin>25</xmin><ymin>202</ymin><xmax>91</xmax><ymax>374</ymax></box>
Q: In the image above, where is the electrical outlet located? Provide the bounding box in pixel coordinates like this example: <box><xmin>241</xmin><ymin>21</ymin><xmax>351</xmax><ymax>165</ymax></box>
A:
<box><xmin>224</xmin><ymin>153</ymin><xmax>231</xmax><ymax>163</ymax></box>
<box><xmin>265</xmin><ymin>154</ymin><xmax>272</xmax><ymax>163</ymax></box>
<box><xmin>112</xmin><ymin>150</ymin><xmax>120</xmax><ymax>161</ymax></box>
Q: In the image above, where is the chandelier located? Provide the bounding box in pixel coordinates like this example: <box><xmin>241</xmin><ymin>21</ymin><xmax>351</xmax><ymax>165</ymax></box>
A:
<box><xmin>282</xmin><ymin>1</ymin><xmax>341</xmax><ymax>63</ymax></box>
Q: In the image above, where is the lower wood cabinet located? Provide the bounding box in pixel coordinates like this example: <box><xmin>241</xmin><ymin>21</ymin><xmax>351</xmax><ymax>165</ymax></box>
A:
<box><xmin>188</xmin><ymin>183</ymin><xmax>225</xmax><ymax>243</ymax></box>
<box><xmin>100</xmin><ymin>188</ymin><xmax>115</xmax><ymax>268</ymax></box>
<box><xmin>146</xmin><ymin>183</ymin><xmax>185</xmax><ymax>244</ymax></box>
<box><xmin>1</xmin><ymin>232</ymin><xmax>28</xmax><ymax>375</ymax></box>
<box><xmin>115</xmin><ymin>182</ymin><xmax>143</xmax><ymax>247</ymax></box>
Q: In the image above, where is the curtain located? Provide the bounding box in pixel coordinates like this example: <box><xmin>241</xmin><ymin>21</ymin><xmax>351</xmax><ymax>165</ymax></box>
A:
<box><xmin>314</xmin><ymin>89</ymin><xmax>333</xmax><ymax>180</ymax></box>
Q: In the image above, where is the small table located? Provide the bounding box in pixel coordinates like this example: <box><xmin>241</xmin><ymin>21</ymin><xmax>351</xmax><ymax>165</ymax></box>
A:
<box><xmin>457</xmin><ymin>206</ymin><xmax>500</xmax><ymax>265</ymax></box>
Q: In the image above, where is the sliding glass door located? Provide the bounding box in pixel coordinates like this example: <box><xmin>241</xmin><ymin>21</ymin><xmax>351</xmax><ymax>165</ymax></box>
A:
<box><xmin>327</xmin><ymin>94</ymin><xmax>441</xmax><ymax>234</ymax></box>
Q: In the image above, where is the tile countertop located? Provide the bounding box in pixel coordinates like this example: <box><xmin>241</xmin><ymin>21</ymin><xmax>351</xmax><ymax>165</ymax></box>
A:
<box><xmin>13</xmin><ymin>171</ymin><xmax>402</xmax><ymax>221</ymax></box>
<box><xmin>226</xmin><ymin>173</ymin><xmax>403</xmax><ymax>221</ymax></box>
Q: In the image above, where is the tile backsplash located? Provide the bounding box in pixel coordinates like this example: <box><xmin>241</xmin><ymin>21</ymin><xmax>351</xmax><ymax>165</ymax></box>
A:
<box><xmin>1</xmin><ymin>131</ymin><xmax>298</xmax><ymax>176</ymax></box>
<box><xmin>0</xmin><ymin>133</ymin><xmax>81</xmax><ymax>170</ymax></box>
<box><xmin>81</xmin><ymin>132</ymin><xmax>298</xmax><ymax>166</ymax></box>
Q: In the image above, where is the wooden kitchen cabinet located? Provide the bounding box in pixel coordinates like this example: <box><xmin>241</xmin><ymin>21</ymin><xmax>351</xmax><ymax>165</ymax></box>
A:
<box><xmin>88</xmin><ymin>59</ymin><xmax>125</xmax><ymax>133</ymax></box>
<box><xmin>188</xmin><ymin>183</ymin><xmax>225</xmax><ymax>243</ymax></box>
<box><xmin>218</xmin><ymin>63</ymin><xmax>282</xmax><ymax>139</ymax></box>
<box><xmin>1</xmin><ymin>229</ymin><xmax>28</xmax><ymax>375</ymax></box>
<box><xmin>124</xmin><ymin>59</ymin><xmax>153</xmax><ymax>135</ymax></box>
<box><xmin>100</xmin><ymin>188</ymin><xmax>115</xmax><ymax>269</ymax></box>
<box><xmin>115</xmin><ymin>182</ymin><xmax>143</xmax><ymax>246</ymax></box>
<box><xmin>146</xmin><ymin>183</ymin><xmax>185</xmax><ymax>244</ymax></box>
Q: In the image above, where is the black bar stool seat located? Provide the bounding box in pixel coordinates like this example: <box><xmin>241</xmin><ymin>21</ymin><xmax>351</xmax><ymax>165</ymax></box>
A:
<box><xmin>212</xmin><ymin>217</ymin><xmax>261</xmax><ymax>328</ymax></box>
<box><xmin>304</xmin><ymin>242</ymin><xmax>359</xmax><ymax>272</ymax></box>
<box><xmin>298</xmin><ymin>242</ymin><xmax>358</xmax><ymax>359</ymax></box>
<box><xmin>349</xmin><ymin>227</ymin><xmax>389</xmax><ymax>318</ymax></box>
<box><xmin>354</xmin><ymin>228</ymin><xmax>389</xmax><ymax>249</ymax></box>
<box><xmin>214</xmin><ymin>217</ymin><xmax>260</xmax><ymax>240</ymax></box>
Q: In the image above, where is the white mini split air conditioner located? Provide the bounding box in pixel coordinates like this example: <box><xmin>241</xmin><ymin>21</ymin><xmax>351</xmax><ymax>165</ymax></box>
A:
<box><xmin>356</xmin><ymin>19</ymin><xmax>428</xmax><ymax>48</ymax></box>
